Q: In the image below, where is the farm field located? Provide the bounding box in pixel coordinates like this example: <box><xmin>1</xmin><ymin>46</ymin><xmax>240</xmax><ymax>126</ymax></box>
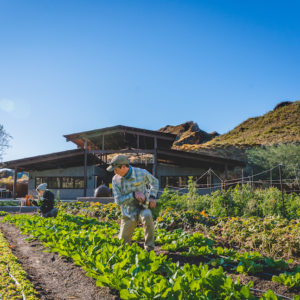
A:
<box><xmin>0</xmin><ymin>187</ymin><xmax>300</xmax><ymax>299</ymax></box>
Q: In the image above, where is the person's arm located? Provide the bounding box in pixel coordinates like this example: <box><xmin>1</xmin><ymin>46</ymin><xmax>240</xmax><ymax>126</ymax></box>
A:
<box><xmin>144</xmin><ymin>170</ymin><xmax>159</xmax><ymax>199</ymax></box>
<box><xmin>31</xmin><ymin>200</ymin><xmax>38</xmax><ymax>206</ymax></box>
<box><xmin>112</xmin><ymin>180</ymin><xmax>134</xmax><ymax>206</ymax></box>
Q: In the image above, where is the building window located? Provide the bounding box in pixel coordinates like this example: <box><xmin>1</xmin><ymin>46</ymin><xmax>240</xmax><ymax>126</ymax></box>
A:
<box><xmin>35</xmin><ymin>177</ymin><xmax>84</xmax><ymax>189</ymax></box>
<box><xmin>74</xmin><ymin>178</ymin><xmax>84</xmax><ymax>189</ymax></box>
<box><xmin>35</xmin><ymin>177</ymin><xmax>46</xmax><ymax>187</ymax></box>
<box><xmin>61</xmin><ymin>177</ymin><xmax>74</xmax><ymax>189</ymax></box>
<box><xmin>48</xmin><ymin>177</ymin><xmax>61</xmax><ymax>189</ymax></box>
<box><xmin>161</xmin><ymin>175</ymin><xmax>206</xmax><ymax>188</ymax></box>
<box><xmin>161</xmin><ymin>176</ymin><xmax>188</xmax><ymax>188</ymax></box>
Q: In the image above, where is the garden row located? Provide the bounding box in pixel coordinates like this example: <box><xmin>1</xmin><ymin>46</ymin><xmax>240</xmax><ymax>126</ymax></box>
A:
<box><xmin>2</xmin><ymin>209</ymin><xmax>299</xmax><ymax>299</ymax></box>
<box><xmin>1</xmin><ymin>212</ymin><xmax>290</xmax><ymax>300</ymax></box>
<box><xmin>160</xmin><ymin>183</ymin><xmax>300</xmax><ymax>219</ymax></box>
<box><xmin>0</xmin><ymin>226</ymin><xmax>38</xmax><ymax>299</ymax></box>
<box><xmin>57</xmin><ymin>202</ymin><xmax>300</xmax><ymax>290</ymax></box>
<box><xmin>57</xmin><ymin>201</ymin><xmax>300</xmax><ymax>259</ymax></box>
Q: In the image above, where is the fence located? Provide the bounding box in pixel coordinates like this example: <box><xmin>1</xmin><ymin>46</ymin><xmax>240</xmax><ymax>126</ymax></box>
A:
<box><xmin>166</xmin><ymin>164</ymin><xmax>300</xmax><ymax>194</ymax></box>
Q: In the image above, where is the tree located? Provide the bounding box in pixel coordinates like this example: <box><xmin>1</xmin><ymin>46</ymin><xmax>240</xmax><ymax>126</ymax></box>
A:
<box><xmin>246</xmin><ymin>144</ymin><xmax>300</xmax><ymax>180</ymax></box>
<box><xmin>0</xmin><ymin>124</ymin><xmax>11</xmax><ymax>161</ymax></box>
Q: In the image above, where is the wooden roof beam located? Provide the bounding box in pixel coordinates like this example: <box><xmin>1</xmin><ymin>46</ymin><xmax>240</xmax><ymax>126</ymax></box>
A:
<box><xmin>88</xmin><ymin>149</ymin><xmax>155</xmax><ymax>155</ymax></box>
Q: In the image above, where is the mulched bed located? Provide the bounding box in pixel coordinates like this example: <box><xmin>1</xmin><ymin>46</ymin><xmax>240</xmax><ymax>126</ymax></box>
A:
<box><xmin>0</xmin><ymin>220</ymin><xmax>118</xmax><ymax>300</ymax></box>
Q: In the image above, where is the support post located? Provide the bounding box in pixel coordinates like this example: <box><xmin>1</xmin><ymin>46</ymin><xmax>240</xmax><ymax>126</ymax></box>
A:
<box><xmin>270</xmin><ymin>166</ymin><xmax>272</xmax><ymax>187</ymax></box>
<box><xmin>224</xmin><ymin>164</ymin><xmax>228</xmax><ymax>180</ymax></box>
<box><xmin>241</xmin><ymin>168</ymin><xmax>244</xmax><ymax>187</ymax></box>
<box><xmin>13</xmin><ymin>168</ymin><xmax>18</xmax><ymax>199</ymax></box>
<box><xmin>209</xmin><ymin>169</ymin><xmax>212</xmax><ymax>194</ymax></box>
<box><xmin>224</xmin><ymin>164</ymin><xmax>228</xmax><ymax>190</ymax></box>
<box><xmin>102</xmin><ymin>135</ymin><xmax>105</xmax><ymax>151</ymax></box>
<box><xmin>152</xmin><ymin>137</ymin><xmax>158</xmax><ymax>177</ymax></box>
<box><xmin>84</xmin><ymin>140</ymin><xmax>88</xmax><ymax>197</ymax></box>
<box><xmin>279</xmin><ymin>164</ymin><xmax>285</xmax><ymax>217</ymax></box>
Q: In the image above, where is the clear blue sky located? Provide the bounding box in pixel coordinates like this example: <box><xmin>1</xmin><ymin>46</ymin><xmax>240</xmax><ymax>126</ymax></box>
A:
<box><xmin>1</xmin><ymin>0</ymin><xmax>299</xmax><ymax>161</ymax></box>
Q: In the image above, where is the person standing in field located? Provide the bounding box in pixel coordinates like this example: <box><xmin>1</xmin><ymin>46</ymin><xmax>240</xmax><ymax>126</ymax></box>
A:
<box><xmin>107</xmin><ymin>155</ymin><xmax>159</xmax><ymax>252</ymax></box>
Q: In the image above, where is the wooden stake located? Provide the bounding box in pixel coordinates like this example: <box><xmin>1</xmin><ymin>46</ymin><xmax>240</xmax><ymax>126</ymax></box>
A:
<box><xmin>84</xmin><ymin>140</ymin><xmax>88</xmax><ymax>197</ymax></box>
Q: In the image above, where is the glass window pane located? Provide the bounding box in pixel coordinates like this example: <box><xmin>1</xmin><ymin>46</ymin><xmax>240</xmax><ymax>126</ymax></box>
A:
<box><xmin>74</xmin><ymin>177</ymin><xmax>84</xmax><ymax>189</ymax></box>
<box><xmin>48</xmin><ymin>177</ymin><xmax>61</xmax><ymax>189</ymax></box>
<box><xmin>61</xmin><ymin>177</ymin><xmax>74</xmax><ymax>189</ymax></box>
<box><xmin>35</xmin><ymin>177</ymin><xmax>43</xmax><ymax>188</ymax></box>
<box><xmin>161</xmin><ymin>176</ymin><xmax>166</xmax><ymax>188</ymax></box>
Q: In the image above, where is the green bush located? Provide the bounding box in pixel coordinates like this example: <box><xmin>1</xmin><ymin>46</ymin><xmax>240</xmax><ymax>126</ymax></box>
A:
<box><xmin>159</xmin><ymin>180</ymin><xmax>300</xmax><ymax>219</ymax></box>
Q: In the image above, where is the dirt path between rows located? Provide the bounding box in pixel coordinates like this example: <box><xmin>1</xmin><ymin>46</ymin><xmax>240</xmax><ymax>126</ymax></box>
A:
<box><xmin>0</xmin><ymin>221</ymin><xmax>118</xmax><ymax>300</ymax></box>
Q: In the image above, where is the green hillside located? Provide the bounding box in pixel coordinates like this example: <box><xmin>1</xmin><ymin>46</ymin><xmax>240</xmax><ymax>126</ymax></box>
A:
<box><xmin>200</xmin><ymin>101</ymin><xmax>300</xmax><ymax>147</ymax></box>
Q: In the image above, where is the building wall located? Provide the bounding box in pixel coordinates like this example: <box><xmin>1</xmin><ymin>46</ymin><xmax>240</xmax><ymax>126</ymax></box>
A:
<box><xmin>27</xmin><ymin>163</ymin><xmax>223</xmax><ymax>199</ymax></box>
<box><xmin>28</xmin><ymin>165</ymin><xmax>100</xmax><ymax>200</ymax></box>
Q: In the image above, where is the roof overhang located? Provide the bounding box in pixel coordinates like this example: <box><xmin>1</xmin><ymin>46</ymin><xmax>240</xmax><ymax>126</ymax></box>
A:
<box><xmin>63</xmin><ymin>125</ymin><xmax>176</xmax><ymax>151</ymax></box>
<box><xmin>0</xmin><ymin>149</ymin><xmax>101</xmax><ymax>171</ymax></box>
<box><xmin>157</xmin><ymin>149</ymin><xmax>245</xmax><ymax>170</ymax></box>
<box><xmin>0</xmin><ymin>147</ymin><xmax>244</xmax><ymax>173</ymax></box>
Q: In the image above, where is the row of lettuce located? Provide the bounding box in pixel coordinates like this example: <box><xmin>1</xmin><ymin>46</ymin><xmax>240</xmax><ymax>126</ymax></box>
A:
<box><xmin>58</xmin><ymin>200</ymin><xmax>300</xmax><ymax>259</ymax></box>
<box><xmin>58</xmin><ymin>201</ymin><xmax>300</xmax><ymax>291</ymax></box>
<box><xmin>1</xmin><ymin>211</ymin><xmax>299</xmax><ymax>299</ymax></box>
<box><xmin>0</xmin><ymin>227</ymin><xmax>38</xmax><ymax>299</ymax></box>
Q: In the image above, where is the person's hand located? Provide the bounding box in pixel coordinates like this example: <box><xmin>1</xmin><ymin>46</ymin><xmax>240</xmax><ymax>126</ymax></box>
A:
<box><xmin>149</xmin><ymin>198</ymin><xmax>156</xmax><ymax>209</ymax></box>
<box><xmin>134</xmin><ymin>191</ymin><xmax>146</xmax><ymax>203</ymax></box>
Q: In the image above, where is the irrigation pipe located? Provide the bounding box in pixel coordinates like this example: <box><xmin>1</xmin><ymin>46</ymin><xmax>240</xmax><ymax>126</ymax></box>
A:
<box><xmin>249</xmin><ymin>287</ymin><xmax>293</xmax><ymax>300</ymax></box>
<box><xmin>7</xmin><ymin>265</ymin><xmax>26</xmax><ymax>300</ymax></box>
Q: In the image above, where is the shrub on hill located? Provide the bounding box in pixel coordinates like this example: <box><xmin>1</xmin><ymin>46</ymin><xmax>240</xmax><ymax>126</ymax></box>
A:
<box><xmin>246</xmin><ymin>143</ymin><xmax>300</xmax><ymax>180</ymax></box>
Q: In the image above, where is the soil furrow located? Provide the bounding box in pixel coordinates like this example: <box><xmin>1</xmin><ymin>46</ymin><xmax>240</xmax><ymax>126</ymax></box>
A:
<box><xmin>0</xmin><ymin>221</ymin><xmax>118</xmax><ymax>300</ymax></box>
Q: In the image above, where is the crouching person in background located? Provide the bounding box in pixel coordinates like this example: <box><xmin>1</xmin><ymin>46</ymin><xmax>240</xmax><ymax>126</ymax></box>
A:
<box><xmin>32</xmin><ymin>183</ymin><xmax>58</xmax><ymax>218</ymax></box>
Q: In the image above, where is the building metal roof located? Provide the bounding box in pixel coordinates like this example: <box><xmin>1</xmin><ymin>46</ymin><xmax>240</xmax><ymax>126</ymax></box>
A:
<box><xmin>156</xmin><ymin>149</ymin><xmax>245</xmax><ymax>170</ymax></box>
<box><xmin>0</xmin><ymin>149</ymin><xmax>101</xmax><ymax>171</ymax></box>
<box><xmin>1</xmin><ymin>125</ymin><xmax>245</xmax><ymax>172</ymax></box>
<box><xmin>1</xmin><ymin>147</ymin><xmax>244</xmax><ymax>172</ymax></box>
<box><xmin>63</xmin><ymin>125</ymin><xmax>176</xmax><ymax>150</ymax></box>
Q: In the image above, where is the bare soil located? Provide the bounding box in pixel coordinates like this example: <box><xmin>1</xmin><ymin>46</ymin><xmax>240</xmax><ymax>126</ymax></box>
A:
<box><xmin>0</xmin><ymin>221</ymin><xmax>118</xmax><ymax>300</ymax></box>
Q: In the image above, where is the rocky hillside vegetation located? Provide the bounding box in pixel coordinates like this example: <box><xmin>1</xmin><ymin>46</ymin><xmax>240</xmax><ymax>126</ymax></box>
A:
<box><xmin>159</xmin><ymin>121</ymin><xmax>219</xmax><ymax>146</ymax></box>
<box><xmin>201</xmin><ymin>101</ymin><xmax>300</xmax><ymax>147</ymax></box>
<box><xmin>158</xmin><ymin>101</ymin><xmax>300</xmax><ymax>161</ymax></box>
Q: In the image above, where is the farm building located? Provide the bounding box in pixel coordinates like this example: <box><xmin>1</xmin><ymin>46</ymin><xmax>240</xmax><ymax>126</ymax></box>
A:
<box><xmin>0</xmin><ymin>125</ymin><xmax>245</xmax><ymax>199</ymax></box>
